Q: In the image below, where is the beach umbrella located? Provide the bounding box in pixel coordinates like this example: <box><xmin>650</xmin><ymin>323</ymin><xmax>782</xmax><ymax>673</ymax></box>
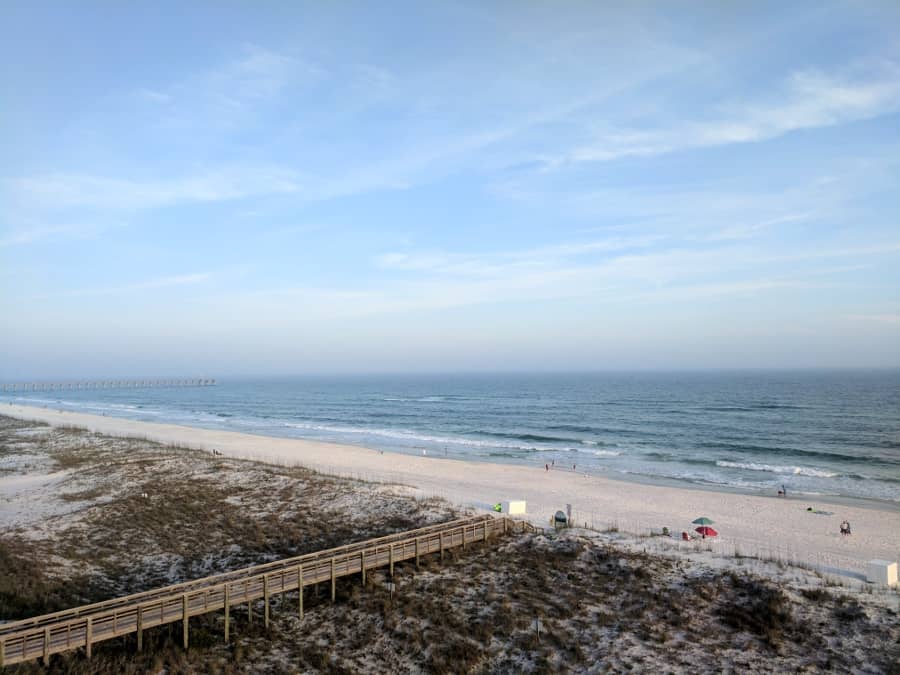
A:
<box><xmin>692</xmin><ymin>517</ymin><xmax>714</xmax><ymax>526</ymax></box>
<box><xmin>695</xmin><ymin>526</ymin><xmax>718</xmax><ymax>537</ymax></box>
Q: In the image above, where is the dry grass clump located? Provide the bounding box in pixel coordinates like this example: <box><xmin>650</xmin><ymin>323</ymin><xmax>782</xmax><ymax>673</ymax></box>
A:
<box><xmin>0</xmin><ymin>416</ymin><xmax>48</xmax><ymax>434</ymax></box>
<box><xmin>0</xmin><ymin>537</ymin><xmax>98</xmax><ymax>620</ymax></box>
<box><xmin>714</xmin><ymin>573</ymin><xmax>797</xmax><ymax>649</ymax></box>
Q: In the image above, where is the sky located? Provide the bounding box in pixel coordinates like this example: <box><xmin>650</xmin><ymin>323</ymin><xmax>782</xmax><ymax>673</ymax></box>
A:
<box><xmin>1</xmin><ymin>1</ymin><xmax>899</xmax><ymax>378</ymax></box>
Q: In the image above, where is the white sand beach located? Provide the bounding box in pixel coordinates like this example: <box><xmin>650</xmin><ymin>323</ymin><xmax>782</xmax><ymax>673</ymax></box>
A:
<box><xmin>5</xmin><ymin>403</ymin><xmax>899</xmax><ymax>577</ymax></box>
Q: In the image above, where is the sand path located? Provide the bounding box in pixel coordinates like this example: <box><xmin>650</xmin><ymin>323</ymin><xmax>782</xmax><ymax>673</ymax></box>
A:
<box><xmin>5</xmin><ymin>403</ymin><xmax>898</xmax><ymax>576</ymax></box>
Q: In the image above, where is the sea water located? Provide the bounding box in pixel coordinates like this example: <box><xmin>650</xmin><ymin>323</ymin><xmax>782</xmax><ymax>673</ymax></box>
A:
<box><xmin>4</xmin><ymin>371</ymin><xmax>898</xmax><ymax>503</ymax></box>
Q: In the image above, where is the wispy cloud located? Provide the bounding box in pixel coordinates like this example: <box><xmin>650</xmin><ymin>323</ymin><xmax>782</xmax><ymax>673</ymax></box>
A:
<box><xmin>11</xmin><ymin>166</ymin><xmax>304</xmax><ymax>211</ymax></box>
<box><xmin>568</xmin><ymin>64</ymin><xmax>900</xmax><ymax>163</ymax></box>
<box><xmin>0</xmin><ymin>221</ymin><xmax>126</xmax><ymax>247</ymax></box>
<box><xmin>702</xmin><ymin>213</ymin><xmax>813</xmax><ymax>241</ymax></box>
<box><xmin>375</xmin><ymin>235</ymin><xmax>666</xmax><ymax>277</ymax></box>
<box><xmin>137</xmin><ymin>44</ymin><xmax>319</xmax><ymax>111</ymax></box>
<box><xmin>203</xmin><ymin>44</ymin><xmax>318</xmax><ymax>107</ymax></box>
<box><xmin>135</xmin><ymin>88</ymin><xmax>172</xmax><ymax>104</ymax></box>
<box><xmin>336</xmin><ymin>232</ymin><xmax>900</xmax><ymax>317</ymax></box>
<box><xmin>34</xmin><ymin>273</ymin><xmax>211</xmax><ymax>299</ymax></box>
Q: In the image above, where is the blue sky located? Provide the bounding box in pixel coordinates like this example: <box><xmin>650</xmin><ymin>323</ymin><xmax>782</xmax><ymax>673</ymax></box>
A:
<box><xmin>2</xmin><ymin>1</ymin><xmax>899</xmax><ymax>377</ymax></box>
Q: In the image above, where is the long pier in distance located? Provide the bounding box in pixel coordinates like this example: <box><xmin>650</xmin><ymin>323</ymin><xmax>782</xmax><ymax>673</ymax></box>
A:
<box><xmin>0</xmin><ymin>379</ymin><xmax>216</xmax><ymax>392</ymax></box>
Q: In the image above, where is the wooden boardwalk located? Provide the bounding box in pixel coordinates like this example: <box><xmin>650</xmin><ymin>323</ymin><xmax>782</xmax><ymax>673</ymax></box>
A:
<box><xmin>0</xmin><ymin>514</ymin><xmax>526</xmax><ymax>666</ymax></box>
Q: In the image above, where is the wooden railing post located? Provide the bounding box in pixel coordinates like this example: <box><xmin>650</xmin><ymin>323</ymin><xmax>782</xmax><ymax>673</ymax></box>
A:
<box><xmin>415</xmin><ymin>538</ymin><xmax>420</xmax><ymax>569</ymax></box>
<box><xmin>86</xmin><ymin>617</ymin><xmax>92</xmax><ymax>659</ymax></box>
<box><xmin>331</xmin><ymin>559</ymin><xmax>336</xmax><ymax>603</ymax></box>
<box><xmin>0</xmin><ymin>636</ymin><xmax>5</xmax><ymax>667</ymax></box>
<box><xmin>224</xmin><ymin>585</ymin><xmax>230</xmax><ymax>643</ymax></box>
<box><xmin>389</xmin><ymin>545</ymin><xmax>394</xmax><ymax>577</ymax></box>
<box><xmin>43</xmin><ymin>627</ymin><xmax>50</xmax><ymax>666</ymax></box>
<box><xmin>361</xmin><ymin>551</ymin><xmax>366</xmax><ymax>585</ymax></box>
<box><xmin>440</xmin><ymin>532</ymin><xmax>445</xmax><ymax>561</ymax></box>
<box><xmin>137</xmin><ymin>606</ymin><xmax>143</xmax><ymax>651</ymax></box>
<box><xmin>298</xmin><ymin>565</ymin><xmax>304</xmax><ymax>619</ymax></box>
<box><xmin>182</xmin><ymin>594</ymin><xmax>189</xmax><ymax>649</ymax></box>
<box><xmin>264</xmin><ymin>574</ymin><xmax>270</xmax><ymax>630</ymax></box>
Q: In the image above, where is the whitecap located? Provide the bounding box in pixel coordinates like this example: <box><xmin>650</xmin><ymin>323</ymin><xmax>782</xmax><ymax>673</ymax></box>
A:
<box><xmin>716</xmin><ymin>460</ymin><xmax>838</xmax><ymax>479</ymax></box>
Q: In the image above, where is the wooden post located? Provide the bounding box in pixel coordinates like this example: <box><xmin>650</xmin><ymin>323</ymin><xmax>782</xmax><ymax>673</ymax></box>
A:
<box><xmin>182</xmin><ymin>594</ymin><xmax>189</xmax><ymax>649</ymax></box>
<box><xmin>86</xmin><ymin>617</ymin><xmax>92</xmax><ymax>658</ymax></box>
<box><xmin>440</xmin><ymin>532</ymin><xmax>445</xmax><ymax>561</ymax></box>
<box><xmin>224</xmin><ymin>585</ymin><xmax>230</xmax><ymax>643</ymax></box>
<box><xmin>361</xmin><ymin>551</ymin><xmax>366</xmax><ymax>585</ymax></box>
<box><xmin>248</xmin><ymin>579</ymin><xmax>253</xmax><ymax>626</ymax></box>
<box><xmin>137</xmin><ymin>606</ymin><xmax>143</xmax><ymax>652</ymax></box>
<box><xmin>503</xmin><ymin>518</ymin><xmax>508</xmax><ymax>535</ymax></box>
<box><xmin>331</xmin><ymin>558</ymin><xmax>336</xmax><ymax>603</ymax></box>
<box><xmin>0</xmin><ymin>637</ymin><xmax>5</xmax><ymax>667</ymax></box>
<box><xmin>298</xmin><ymin>565</ymin><xmax>304</xmax><ymax>619</ymax></box>
<box><xmin>43</xmin><ymin>627</ymin><xmax>50</xmax><ymax>666</ymax></box>
<box><xmin>264</xmin><ymin>574</ymin><xmax>270</xmax><ymax>630</ymax></box>
<box><xmin>463</xmin><ymin>525</ymin><xmax>467</xmax><ymax>550</ymax></box>
<box><xmin>389</xmin><ymin>545</ymin><xmax>394</xmax><ymax>577</ymax></box>
<box><xmin>415</xmin><ymin>538</ymin><xmax>420</xmax><ymax>568</ymax></box>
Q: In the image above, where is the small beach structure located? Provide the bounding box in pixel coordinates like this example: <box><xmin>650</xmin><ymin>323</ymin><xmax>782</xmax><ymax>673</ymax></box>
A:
<box><xmin>553</xmin><ymin>510</ymin><xmax>568</xmax><ymax>529</ymax></box>
<box><xmin>501</xmin><ymin>500</ymin><xmax>527</xmax><ymax>515</ymax></box>
<box><xmin>866</xmin><ymin>560</ymin><xmax>898</xmax><ymax>587</ymax></box>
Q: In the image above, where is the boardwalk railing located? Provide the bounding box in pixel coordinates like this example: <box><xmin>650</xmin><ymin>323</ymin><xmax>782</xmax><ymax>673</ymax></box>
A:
<box><xmin>0</xmin><ymin>514</ymin><xmax>525</xmax><ymax>666</ymax></box>
<box><xmin>1</xmin><ymin>379</ymin><xmax>215</xmax><ymax>392</ymax></box>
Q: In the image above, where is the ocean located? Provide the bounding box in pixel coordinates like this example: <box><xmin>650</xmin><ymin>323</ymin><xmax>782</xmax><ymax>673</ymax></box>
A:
<box><xmin>3</xmin><ymin>371</ymin><xmax>899</xmax><ymax>504</ymax></box>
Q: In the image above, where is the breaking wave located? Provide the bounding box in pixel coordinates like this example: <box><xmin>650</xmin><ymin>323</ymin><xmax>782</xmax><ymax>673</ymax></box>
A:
<box><xmin>715</xmin><ymin>460</ymin><xmax>838</xmax><ymax>479</ymax></box>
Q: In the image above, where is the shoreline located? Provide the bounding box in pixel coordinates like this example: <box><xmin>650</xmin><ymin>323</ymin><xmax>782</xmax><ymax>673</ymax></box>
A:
<box><xmin>4</xmin><ymin>399</ymin><xmax>897</xmax><ymax>513</ymax></box>
<box><xmin>4</xmin><ymin>402</ymin><xmax>900</xmax><ymax>575</ymax></box>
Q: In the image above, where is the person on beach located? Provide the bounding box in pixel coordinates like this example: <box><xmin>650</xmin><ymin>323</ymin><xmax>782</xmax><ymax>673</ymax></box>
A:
<box><xmin>545</xmin><ymin>463</ymin><xmax>549</xmax><ymax>472</ymax></box>
<box><xmin>840</xmin><ymin>520</ymin><xmax>851</xmax><ymax>535</ymax></box>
